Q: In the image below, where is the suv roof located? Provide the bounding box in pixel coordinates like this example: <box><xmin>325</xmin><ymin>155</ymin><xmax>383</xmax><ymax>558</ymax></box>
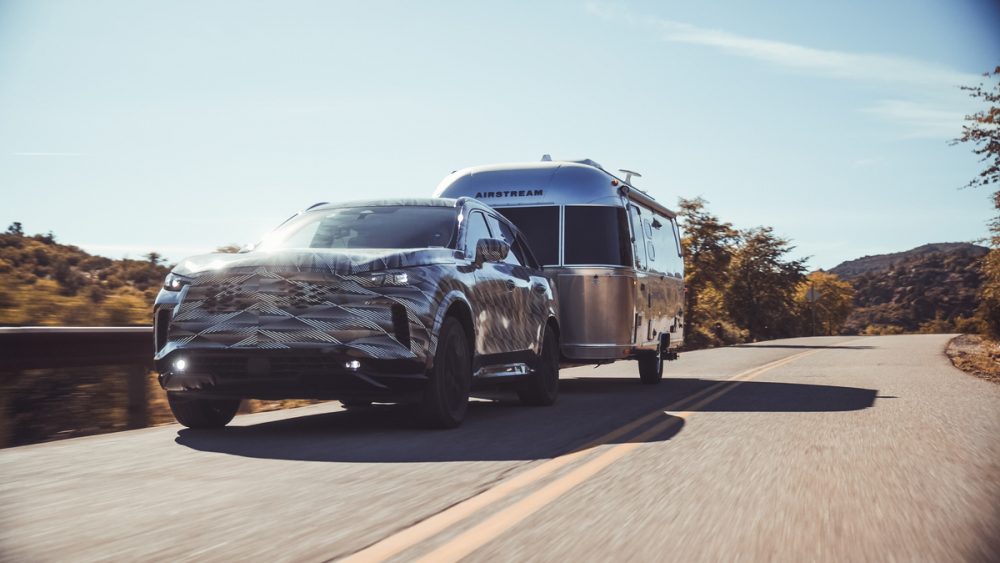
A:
<box><xmin>310</xmin><ymin>198</ymin><xmax>460</xmax><ymax>211</ymax></box>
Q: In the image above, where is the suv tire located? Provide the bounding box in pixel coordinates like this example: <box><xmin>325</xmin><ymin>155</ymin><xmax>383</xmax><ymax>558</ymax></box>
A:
<box><xmin>167</xmin><ymin>392</ymin><xmax>240</xmax><ymax>429</ymax></box>
<box><xmin>419</xmin><ymin>317</ymin><xmax>472</xmax><ymax>428</ymax></box>
<box><xmin>517</xmin><ymin>325</ymin><xmax>560</xmax><ymax>406</ymax></box>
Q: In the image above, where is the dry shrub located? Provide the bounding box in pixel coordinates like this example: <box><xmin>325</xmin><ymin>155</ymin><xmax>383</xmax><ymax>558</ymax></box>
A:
<box><xmin>946</xmin><ymin>334</ymin><xmax>1000</xmax><ymax>384</ymax></box>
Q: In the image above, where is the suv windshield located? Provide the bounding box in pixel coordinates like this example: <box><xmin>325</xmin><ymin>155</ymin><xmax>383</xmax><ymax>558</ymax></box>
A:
<box><xmin>261</xmin><ymin>206</ymin><xmax>458</xmax><ymax>250</ymax></box>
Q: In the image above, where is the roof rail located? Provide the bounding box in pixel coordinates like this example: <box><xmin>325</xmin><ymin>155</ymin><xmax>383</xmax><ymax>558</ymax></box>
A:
<box><xmin>305</xmin><ymin>201</ymin><xmax>329</xmax><ymax>210</ymax></box>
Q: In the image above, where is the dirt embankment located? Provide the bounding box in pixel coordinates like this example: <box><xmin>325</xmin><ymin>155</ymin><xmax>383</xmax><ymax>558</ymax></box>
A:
<box><xmin>946</xmin><ymin>334</ymin><xmax>1000</xmax><ymax>384</ymax></box>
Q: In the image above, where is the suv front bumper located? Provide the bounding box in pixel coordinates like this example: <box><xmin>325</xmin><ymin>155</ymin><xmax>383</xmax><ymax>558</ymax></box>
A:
<box><xmin>156</xmin><ymin>349</ymin><xmax>428</xmax><ymax>401</ymax></box>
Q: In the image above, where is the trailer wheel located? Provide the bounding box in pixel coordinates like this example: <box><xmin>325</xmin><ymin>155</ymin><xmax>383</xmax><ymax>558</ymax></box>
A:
<box><xmin>517</xmin><ymin>325</ymin><xmax>560</xmax><ymax>406</ymax></box>
<box><xmin>167</xmin><ymin>392</ymin><xmax>240</xmax><ymax>429</ymax></box>
<box><xmin>637</xmin><ymin>349</ymin><xmax>663</xmax><ymax>384</ymax></box>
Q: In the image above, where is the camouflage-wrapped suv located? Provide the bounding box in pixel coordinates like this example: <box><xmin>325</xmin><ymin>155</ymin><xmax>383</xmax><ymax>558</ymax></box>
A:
<box><xmin>153</xmin><ymin>198</ymin><xmax>560</xmax><ymax>428</ymax></box>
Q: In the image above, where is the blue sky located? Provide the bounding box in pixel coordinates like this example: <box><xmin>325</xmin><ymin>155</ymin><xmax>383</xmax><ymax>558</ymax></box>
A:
<box><xmin>1</xmin><ymin>0</ymin><xmax>997</xmax><ymax>270</ymax></box>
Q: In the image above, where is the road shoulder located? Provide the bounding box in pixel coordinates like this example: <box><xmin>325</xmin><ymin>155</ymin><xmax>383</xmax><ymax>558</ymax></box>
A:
<box><xmin>946</xmin><ymin>334</ymin><xmax>1000</xmax><ymax>384</ymax></box>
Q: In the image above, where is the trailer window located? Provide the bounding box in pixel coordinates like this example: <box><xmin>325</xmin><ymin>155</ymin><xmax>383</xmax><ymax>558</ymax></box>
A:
<box><xmin>496</xmin><ymin>206</ymin><xmax>559</xmax><ymax>266</ymax></box>
<box><xmin>649</xmin><ymin>214</ymin><xmax>684</xmax><ymax>277</ymax></box>
<box><xmin>564</xmin><ymin>206</ymin><xmax>631</xmax><ymax>266</ymax></box>
<box><xmin>628</xmin><ymin>205</ymin><xmax>647</xmax><ymax>270</ymax></box>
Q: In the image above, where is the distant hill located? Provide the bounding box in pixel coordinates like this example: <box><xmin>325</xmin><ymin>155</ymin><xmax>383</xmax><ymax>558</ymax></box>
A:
<box><xmin>829</xmin><ymin>243</ymin><xmax>987</xmax><ymax>279</ymax></box>
<box><xmin>829</xmin><ymin>242</ymin><xmax>988</xmax><ymax>333</ymax></box>
<box><xmin>0</xmin><ymin>225</ymin><xmax>170</xmax><ymax>326</ymax></box>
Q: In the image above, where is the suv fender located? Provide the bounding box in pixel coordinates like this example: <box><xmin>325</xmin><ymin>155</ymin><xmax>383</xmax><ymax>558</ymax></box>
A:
<box><xmin>428</xmin><ymin>290</ymin><xmax>475</xmax><ymax>369</ymax></box>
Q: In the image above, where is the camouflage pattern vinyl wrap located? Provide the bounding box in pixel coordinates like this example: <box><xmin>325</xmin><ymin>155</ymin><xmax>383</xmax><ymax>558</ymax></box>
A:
<box><xmin>155</xmin><ymin>247</ymin><xmax>555</xmax><ymax>370</ymax></box>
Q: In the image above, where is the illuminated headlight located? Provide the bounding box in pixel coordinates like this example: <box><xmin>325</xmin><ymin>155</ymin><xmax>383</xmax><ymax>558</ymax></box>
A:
<box><xmin>344</xmin><ymin>360</ymin><xmax>361</xmax><ymax>371</ymax></box>
<box><xmin>163</xmin><ymin>272</ymin><xmax>192</xmax><ymax>291</ymax></box>
<box><xmin>173</xmin><ymin>358</ymin><xmax>188</xmax><ymax>372</ymax></box>
<box><xmin>370</xmin><ymin>272</ymin><xmax>408</xmax><ymax>286</ymax></box>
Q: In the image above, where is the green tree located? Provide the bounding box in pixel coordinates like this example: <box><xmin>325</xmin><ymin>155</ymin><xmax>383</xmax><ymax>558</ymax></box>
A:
<box><xmin>677</xmin><ymin>197</ymin><xmax>738</xmax><ymax>346</ymax></box>
<box><xmin>690</xmin><ymin>283</ymin><xmax>748</xmax><ymax>346</ymax></box>
<box><xmin>725</xmin><ymin>227</ymin><xmax>807</xmax><ymax>341</ymax></box>
<box><xmin>6</xmin><ymin>222</ymin><xmax>24</xmax><ymax>236</ymax></box>
<box><xmin>796</xmin><ymin>271</ymin><xmax>855</xmax><ymax>336</ymax></box>
<box><xmin>953</xmin><ymin>66</ymin><xmax>1000</xmax><ymax>336</ymax></box>
<box><xmin>953</xmin><ymin>66</ymin><xmax>1000</xmax><ymax>193</ymax></box>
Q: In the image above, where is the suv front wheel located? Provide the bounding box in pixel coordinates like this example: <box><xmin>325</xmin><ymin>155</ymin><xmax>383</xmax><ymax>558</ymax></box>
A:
<box><xmin>419</xmin><ymin>317</ymin><xmax>472</xmax><ymax>428</ymax></box>
<box><xmin>167</xmin><ymin>392</ymin><xmax>241</xmax><ymax>429</ymax></box>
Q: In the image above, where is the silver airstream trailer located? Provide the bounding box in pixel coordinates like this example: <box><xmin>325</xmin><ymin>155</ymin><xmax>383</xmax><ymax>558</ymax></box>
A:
<box><xmin>433</xmin><ymin>157</ymin><xmax>684</xmax><ymax>383</ymax></box>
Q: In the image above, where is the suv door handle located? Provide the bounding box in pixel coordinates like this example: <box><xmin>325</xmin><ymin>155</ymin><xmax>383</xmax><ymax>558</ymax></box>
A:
<box><xmin>531</xmin><ymin>282</ymin><xmax>547</xmax><ymax>294</ymax></box>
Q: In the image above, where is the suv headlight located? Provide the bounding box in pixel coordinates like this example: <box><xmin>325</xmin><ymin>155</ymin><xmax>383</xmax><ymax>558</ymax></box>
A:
<box><xmin>370</xmin><ymin>272</ymin><xmax>409</xmax><ymax>286</ymax></box>
<box><xmin>163</xmin><ymin>272</ymin><xmax>192</xmax><ymax>291</ymax></box>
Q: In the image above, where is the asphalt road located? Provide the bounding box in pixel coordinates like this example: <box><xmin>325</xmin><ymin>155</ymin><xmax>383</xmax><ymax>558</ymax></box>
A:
<box><xmin>2</xmin><ymin>334</ymin><xmax>999</xmax><ymax>562</ymax></box>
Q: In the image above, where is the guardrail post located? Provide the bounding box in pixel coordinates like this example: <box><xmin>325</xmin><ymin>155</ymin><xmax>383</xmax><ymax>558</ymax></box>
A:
<box><xmin>126</xmin><ymin>365</ymin><xmax>149</xmax><ymax>429</ymax></box>
<box><xmin>0</xmin><ymin>372</ymin><xmax>13</xmax><ymax>449</ymax></box>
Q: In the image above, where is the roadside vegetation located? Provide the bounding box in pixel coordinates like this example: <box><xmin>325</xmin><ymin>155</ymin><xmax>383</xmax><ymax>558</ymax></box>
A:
<box><xmin>834</xmin><ymin>243</ymin><xmax>987</xmax><ymax>334</ymax></box>
<box><xmin>678</xmin><ymin>197</ymin><xmax>855</xmax><ymax>348</ymax></box>
<box><xmin>952</xmin><ymin>67</ymin><xmax>1000</xmax><ymax>337</ymax></box>
<box><xmin>945</xmin><ymin>66</ymin><xmax>1000</xmax><ymax>380</ymax></box>
<box><xmin>0</xmin><ymin>223</ymin><xmax>168</xmax><ymax>326</ymax></box>
<box><xmin>679</xmin><ymin>65</ymin><xmax>999</xmax><ymax>356</ymax></box>
<box><xmin>946</xmin><ymin>335</ymin><xmax>1000</xmax><ymax>384</ymax></box>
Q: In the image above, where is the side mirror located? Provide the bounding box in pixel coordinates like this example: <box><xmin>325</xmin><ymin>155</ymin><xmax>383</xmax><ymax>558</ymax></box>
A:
<box><xmin>474</xmin><ymin>238</ymin><xmax>510</xmax><ymax>265</ymax></box>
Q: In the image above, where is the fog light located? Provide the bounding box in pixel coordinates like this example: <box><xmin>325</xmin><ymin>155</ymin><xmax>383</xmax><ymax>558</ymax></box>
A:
<box><xmin>174</xmin><ymin>358</ymin><xmax>188</xmax><ymax>372</ymax></box>
<box><xmin>345</xmin><ymin>360</ymin><xmax>361</xmax><ymax>371</ymax></box>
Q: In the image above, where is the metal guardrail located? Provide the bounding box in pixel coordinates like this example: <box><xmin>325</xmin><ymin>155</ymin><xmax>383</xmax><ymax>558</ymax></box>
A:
<box><xmin>0</xmin><ymin>327</ymin><xmax>155</xmax><ymax>445</ymax></box>
<box><xmin>0</xmin><ymin>326</ymin><xmax>152</xmax><ymax>371</ymax></box>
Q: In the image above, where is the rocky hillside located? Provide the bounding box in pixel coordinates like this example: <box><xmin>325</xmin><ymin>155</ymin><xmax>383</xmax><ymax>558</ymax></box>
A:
<box><xmin>0</xmin><ymin>224</ymin><xmax>170</xmax><ymax>326</ymax></box>
<box><xmin>830</xmin><ymin>243</ymin><xmax>988</xmax><ymax>333</ymax></box>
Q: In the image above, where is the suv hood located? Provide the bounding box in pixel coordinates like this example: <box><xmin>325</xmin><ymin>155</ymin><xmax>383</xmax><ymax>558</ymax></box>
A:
<box><xmin>172</xmin><ymin>248</ymin><xmax>457</xmax><ymax>277</ymax></box>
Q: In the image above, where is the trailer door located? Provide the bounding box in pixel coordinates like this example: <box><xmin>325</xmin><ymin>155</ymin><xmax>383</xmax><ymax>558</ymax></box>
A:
<box><xmin>627</xmin><ymin>204</ymin><xmax>651</xmax><ymax>345</ymax></box>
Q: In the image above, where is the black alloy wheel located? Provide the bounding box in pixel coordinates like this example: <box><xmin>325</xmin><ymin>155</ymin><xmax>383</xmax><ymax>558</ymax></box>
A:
<box><xmin>419</xmin><ymin>317</ymin><xmax>472</xmax><ymax>428</ymax></box>
<box><xmin>517</xmin><ymin>325</ymin><xmax>560</xmax><ymax>406</ymax></box>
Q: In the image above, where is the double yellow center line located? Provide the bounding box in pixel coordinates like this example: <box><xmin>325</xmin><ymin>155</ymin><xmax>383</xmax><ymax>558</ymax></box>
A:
<box><xmin>341</xmin><ymin>348</ymin><xmax>819</xmax><ymax>562</ymax></box>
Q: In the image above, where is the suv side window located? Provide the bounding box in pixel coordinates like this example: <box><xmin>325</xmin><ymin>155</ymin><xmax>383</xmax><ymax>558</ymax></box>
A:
<box><xmin>487</xmin><ymin>215</ymin><xmax>524</xmax><ymax>266</ymax></box>
<box><xmin>514</xmin><ymin>235</ymin><xmax>539</xmax><ymax>269</ymax></box>
<box><xmin>464</xmin><ymin>211</ymin><xmax>493</xmax><ymax>256</ymax></box>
